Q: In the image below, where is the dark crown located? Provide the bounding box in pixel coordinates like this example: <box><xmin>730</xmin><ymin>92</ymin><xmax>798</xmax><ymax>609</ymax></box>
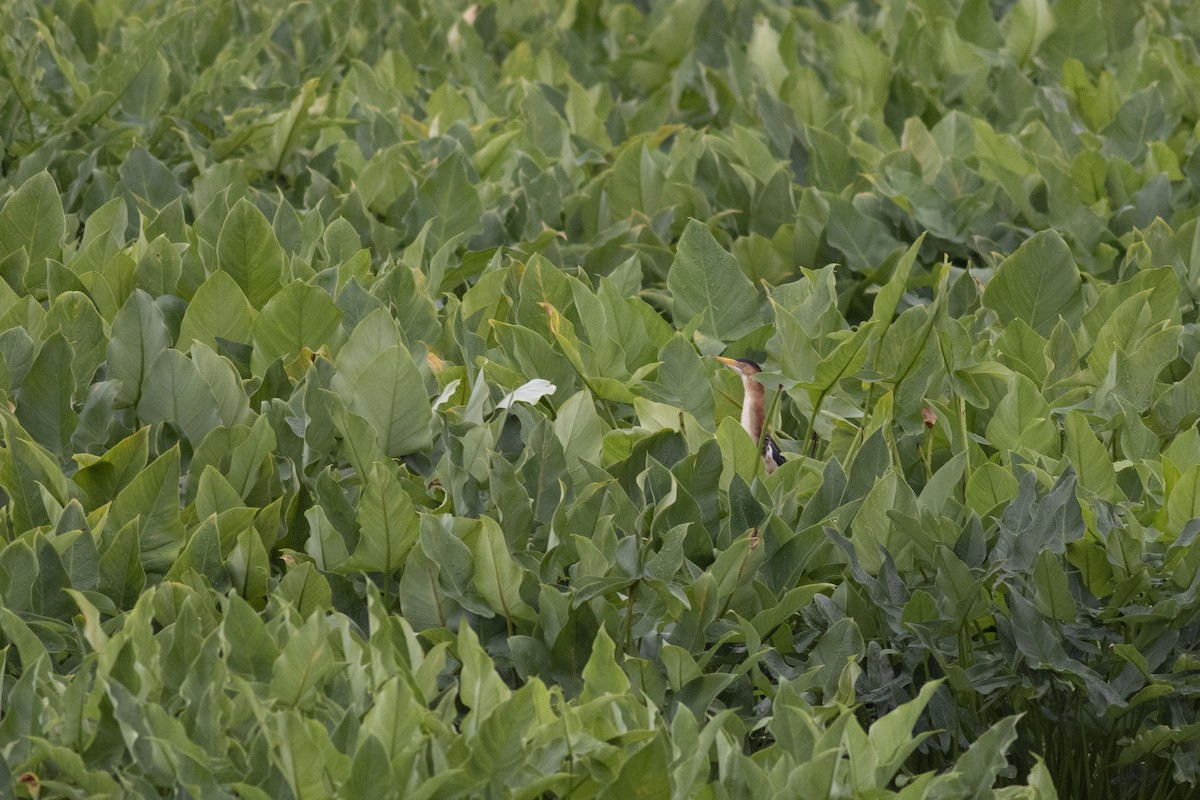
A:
<box><xmin>733</xmin><ymin>358</ymin><xmax>762</xmax><ymax>373</ymax></box>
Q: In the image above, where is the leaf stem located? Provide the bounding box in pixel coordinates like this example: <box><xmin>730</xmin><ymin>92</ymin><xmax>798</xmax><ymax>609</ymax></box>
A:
<box><xmin>958</xmin><ymin>394</ymin><xmax>970</xmax><ymax>503</ymax></box>
<box><xmin>803</xmin><ymin>389</ymin><xmax>826</xmax><ymax>459</ymax></box>
<box><xmin>758</xmin><ymin>384</ymin><xmax>782</xmax><ymax>454</ymax></box>
<box><xmin>923</xmin><ymin>423</ymin><xmax>934</xmax><ymax>483</ymax></box>
<box><xmin>624</xmin><ymin>579</ymin><xmax>639</xmax><ymax>655</ymax></box>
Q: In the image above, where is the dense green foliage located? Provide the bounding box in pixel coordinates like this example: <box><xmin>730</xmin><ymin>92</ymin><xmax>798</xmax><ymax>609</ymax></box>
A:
<box><xmin>2</xmin><ymin>0</ymin><xmax>1200</xmax><ymax>796</ymax></box>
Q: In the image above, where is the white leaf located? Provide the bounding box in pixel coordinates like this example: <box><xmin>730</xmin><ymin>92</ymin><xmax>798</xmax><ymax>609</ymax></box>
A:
<box><xmin>432</xmin><ymin>378</ymin><xmax>462</xmax><ymax>411</ymax></box>
<box><xmin>497</xmin><ymin>378</ymin><xmax>556</xmax><ymax>410</ymax></box>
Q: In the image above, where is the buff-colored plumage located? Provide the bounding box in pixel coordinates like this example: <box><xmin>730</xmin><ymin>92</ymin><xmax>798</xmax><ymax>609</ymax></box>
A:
<box><xmin>714</xmin><ymin>357</ymin><xmax>785</xmax><ymax>473</ymax></box>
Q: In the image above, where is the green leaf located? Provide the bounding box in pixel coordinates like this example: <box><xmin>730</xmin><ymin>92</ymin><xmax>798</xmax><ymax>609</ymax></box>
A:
<box><xmin>0</xmin><ymin>424</ymin><xmax>71</xmax><ymax>532</ymax></box>
<box><xmin>808</xmin><ymin>617</ymin><xmax>864</xmax><ymax>700</ymax></box>
<box><xmin>927</xmin><ymin>715</ymin><xmax>1021</xmax><ymax>796</ymax></box>
<box><xmin>825</xmin><ymin>195</ymin><xmax>899</xmax><ymax>272</ymax></box>
<box><xmin>806</xmin><ymin>321</ymin><xmax>878</xmax><ymax>395</ymax></box>
<box><xmin>580</xmin><ymin>626</ymin><xmax>630</xmax><ymax>701</ymax></box>
<box><xmin>515</xmin><ymin>253</ymin><xmax>575</xmax><ymax>336</ymax></box>
<box><xmin>106</xmin><ymin>446</ymin><xmax>183</xmax><ymax>578</ymax></box>
<box><xmin>418</xmin><ymin>514</ymin><xmax>478</xmax><ymax>610</ymax></box>
<box><xmin>72</xmin><ymin>427</ymin><xmax>148</xmax><ymax>508</ymax></box>
<box><xmin>1032</xmin><ymin>550</ymin><xmax>1076</xmax><ymax>623</ymax></box>
<box><xmin>468</xmin><ymin>516</ymin><xmax>535</xmax><ymax>626</ymax></box>
<box><xmin>1167</xmin><ymin>464</ymin><xmax>1200</xmax><ymax>537</ymax></box>
<box><xmin>227</xmin><ymin>527</ymin><xmax>270</xmax><ymax>606</ymax></box>
<box><xmin>456</xmin><ymin>618</ymin><xmax>511</xmax><ymax>727</ymax></box>
<box><xmin>717</xmin><ymin>416</ymin><xmax>765</xmax><ymax>487</ymax></box>
<box><xmin>668</xmin><ymin>219</ymin><xmax>764</xmax><ymax>342</ymax></box>
<box><xmin>191</xmin><ymin>343</ymin><xmax>253</xmax><ymax>428</ymax></box>
<box><xmin>995</xmin><ymin>472</ymin><xmax>1084</xmax><ymax>573</ymax></box>
<box><xmin>106</xmin><ymin>289</ymin><xmax>171</xmax><ymax>408</ymax></box>
<box><xmin>966</xmin><ymin>462</ymin><xmax>1018</xmax><ymax>515</ymax></box>
<box><xmin>599</xmin><ymin>733</ymin><xmax>671</xmax><ymax>800</ymax></box>
<box><xmin>0</xmin><ymin>606</ymin><xmax>48</xmax><ymax>671</ymax></box>
<box><xmin>0</xmin><ymin>171</ymin><xmax>65</xmax><ymax>291</ymax></box>
<box><xmin>222</xmin><ymin>592</ymin><xmax>278</xmax><ymax>681</ymax></box>
<box><xmin>650</xmin><ymin>334</ymin><xmax>715</xmax><ymax>430</ymax></box>
<box><xmin>982</xmin><ymin>230</ymin><xmax>1082</xmax><ymax>337</ymax></box>
<box><xmin>304</xmin><ymin>501</ymin><xmax>350</xmax><ymax>572</ymax></box>
<box><xmin>217</xmin><ymin>198</ymin><xmax>287</xmax><ymax>309</ymax></box>
<box><xmin>399</xmin><ymin>543</ymin><xmax>456</xmax><ymax>630</ymax></box>
<box><xmin>225</xmin><ymin>413</ymin><xmax>277</xmax><ymax>499</ymax></box>
<box><xmin>870</xmin><ymin>234</ymin><xmax>925</xmax><ymax>328</ymax></box>
<box><xmin>333</xmin><ymin>343</ymin><xmax>431</xmax><ymax>457</ymax></box>
<box><xmin>985</xmin><ymin>372</ymin><xmax>1059</xmax><ymax>459</ymax></box>
<box><xmin>195</xmin><ymin>464</ymin><xmax>246</xmax><ymax>519</ymax></box>
<box><xmin>377</xmin><ymin>261</ymin><xmax>441</xmax><ymax>344</ymax></box>
<box><xmin>832</xmin><ymin>22</ymin><xmax>892</xmax><ymax>110</ymax></box>
<box><xmin>0</xmin><ymin>326</ymin><xmax>33</xmax><ymax>393</ymax></box>
<box><xmin>79</xmin><ymin>12</ymin><xmax>186</xmax><ymax>126</ymax></box>
<box><xmin>853</xmin><ymin>470</ymin><xmax>917</xmax><ymax>573</ymax></box>
<box><xmin>45</xmin><ymin>291</ymin><xmax>107</xmax><ymax>400</ymax></box>
<box><xmin>270</xmin><ymin>615</ymin><xmax>336</xmax><ymax>711</ymax></box>
<box><xmin>345</xmin><ymin>463</ymin><xmax>419</xmax><ymax>573</ymax></box>
<box><xmin>16</xmin><ymin>333</ymin><xmax>77</xmax><ymax>456</ymax></box>
<box><xmin>71</xmin><ymin>380</ymin><xmax>121</xmax><ymax>451</ymax></box>
<box><xmin>264</xmin><ymin>77</ymin><xmax>321</xmax><ymax>173</ymax></box>
<box><xmin>274</xmin><ymin>562</ymin><xmax>333</xmax><ymax>618</ymax></box>
<box><xmin>164</xmin><ymin>514</ymin><xmax>227</xmax><ymax>588</ymax></box>
<box><xmin>518</xmin><ymin>416</ymin><xmax>567</xmax><ymax>526</ymax></box>
<box><xmin>136</xmin><ymin>349</ymin><xmax>222</xmax><ymax>446</ymax></box>
<box><xmin>333</xmin><ymin>307</ymin><xmax>404</xmax><ymax>382</ymax></box>
<box><xmin>98</xmin><ymin>518</ymin><xmax>145</xmax><ymax>609</ymax></box>
<box><xmin>251</xmin><ymin>279</ymin><xmax>342</xmax><ymax>371</ymax></box>
<box><xmin>1064</xmin><ymin>410</ymin><xmax>1117</xmax><ymax>499</ymax></box>
<box><xmin>1006</xmin><ymin>0</ymin><xmax>1055</xmax><ymax>65</ymax></box>
<box><xmin>135</xmin><ymin>235</ymin><xmax>182</xmax><ymax>296</ymax></box>
<box><xmin>868</xmin><ymin>679</ymin><xmax>943</xmax><ymax>785</ymax></box>
<box><xmin>554</xmin><ymin>389</ymin><xmax>606</xmax><ymax>485</ymax></box>
<box><xmin>414</xmin><ymin>149</ymin><xmax>484</xmax><ymax>246</ymax></box>
<box><xmin>179</xmin><ymin>270</ymin><xmax>257</xmax><ymax>351</ymax></box>
<box><xmin>330</xmin><ymin>400</ymin><xmax>391</xmax><ymax>481</ymax></box>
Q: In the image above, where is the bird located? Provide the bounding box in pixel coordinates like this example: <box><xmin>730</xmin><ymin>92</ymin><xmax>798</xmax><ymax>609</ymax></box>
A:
<box><xmin>713</xmin><ymin>357</ymin><xmax>786</xmax><ymax>473</ymax></box>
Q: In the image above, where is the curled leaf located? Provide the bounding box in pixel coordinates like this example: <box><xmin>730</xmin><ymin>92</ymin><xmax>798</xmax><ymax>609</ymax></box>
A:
<box><xmin>496</xmin><ymin>378</ymin><xmax>556</xmax><ymax>410</ymax></box>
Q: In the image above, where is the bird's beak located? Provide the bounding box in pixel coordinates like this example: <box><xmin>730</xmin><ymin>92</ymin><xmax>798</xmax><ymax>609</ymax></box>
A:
<box><xmin>712</xmin><ymin>356</ymin><xmax>738</xmax><ymax>368</ymax></box>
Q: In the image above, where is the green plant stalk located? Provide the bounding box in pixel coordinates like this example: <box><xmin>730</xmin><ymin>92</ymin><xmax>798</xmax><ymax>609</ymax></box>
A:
<box><xmin>803</xmin><ymin>388</ymin><xmax>827</xmax><ymax>459</ymax></box>
<box><xmin>383</xmin><ymin>524</ymin><xmax>392</xmax><ymax>611</ymax></box>
<box><xmin>922</xmin><ymin>423</ymin><xmax>935</xmax><ymax>483</ymax></box>
<box><xmin>886</xmin><ymin>419</ymin><xmax>903</xmax><ymax>475</ymax></box>
<box><xmin>958</xmin><ymin>394</ymin><xmax>970</xmax><ymax>504</ymax></box>
<box><xmin>1150</xmin><ymin>747</ymin><xmax>1176</xmax><ymax>799</ymax></box>
<box><xmin>847</xmin><ymin>381</ymin><xmax>878</xmax><ymax>463</ymax></box>
<box><xmin>757</xmin><ymin>384</ymin><xmax>783</xmax><ymax>456</ymax></box>
<box><xmin>1076</xmin><ymin>700</ymin><xmax>1089</xmax><ymax>799</ymax></box>
<box><xmin>956</xmin><ymin>624</ymin><xmax>973</xmax><ymax>670</ymax></box>
<box><xmin>560</xmin><ymin>705</ymin><xmax>578</xmax><ymax>800</ymax></box>
<box><xmin>624</xmin><ymin>578</ymin><xmax>639</xmax><ymax>655</ymax></box>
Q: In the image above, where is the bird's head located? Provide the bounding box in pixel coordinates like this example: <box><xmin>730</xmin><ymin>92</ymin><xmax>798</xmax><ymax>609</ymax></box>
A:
<box><xmin>713</xmin><ymin>356</ymin><xmax>763</xmax><ymax>377</ymax></box>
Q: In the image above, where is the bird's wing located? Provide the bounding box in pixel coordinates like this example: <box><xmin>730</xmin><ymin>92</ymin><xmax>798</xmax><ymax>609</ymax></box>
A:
<box><xmin>763</xmin><ymin>436</ymin><xmax>786</xmax><ymax>467</ymax></box>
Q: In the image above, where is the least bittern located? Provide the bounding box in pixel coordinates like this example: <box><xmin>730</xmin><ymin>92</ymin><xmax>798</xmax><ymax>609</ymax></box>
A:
<box><xmin>713</xmin><ymin>357</ymin><xmax>786</xmax><ymax>473</ymax></box>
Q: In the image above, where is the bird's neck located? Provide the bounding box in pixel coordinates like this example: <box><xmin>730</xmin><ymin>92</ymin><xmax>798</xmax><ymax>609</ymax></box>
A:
<box><xmin>740</xmin><ymin>376</ymin><xmax>765</xmax><ymax>443</ymax></box>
